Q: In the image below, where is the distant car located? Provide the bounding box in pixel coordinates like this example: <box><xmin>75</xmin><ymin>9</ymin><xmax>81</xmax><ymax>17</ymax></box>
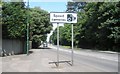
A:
<box><xmin>43</xmin><ymin>42</ymin><xmax>48</xmax><ymax>47</ymax></box>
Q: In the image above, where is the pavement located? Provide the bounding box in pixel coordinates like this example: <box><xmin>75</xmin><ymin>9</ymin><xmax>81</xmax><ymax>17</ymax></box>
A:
<box><xmin>2</xmin><ymin>44</ymin><xmax>119</xmax><ymax>72</ymax></box>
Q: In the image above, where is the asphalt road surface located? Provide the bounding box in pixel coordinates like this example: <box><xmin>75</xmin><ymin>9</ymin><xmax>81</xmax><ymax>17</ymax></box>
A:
<box><xmin>49</xmin><ymin>44</ymin><xmax>118</xmax><ymax>72</ymax></box>
<box><xmin>2</xmin><ymin>44</ymin><xmax>118</xmax><ymax>72</ymax></box>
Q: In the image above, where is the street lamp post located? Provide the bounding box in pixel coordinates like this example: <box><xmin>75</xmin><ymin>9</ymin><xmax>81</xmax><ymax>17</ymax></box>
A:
<box><xmin>26</xmin><ymin>0</ymin><xmax>29</xmax><ymax>55</ymax></box>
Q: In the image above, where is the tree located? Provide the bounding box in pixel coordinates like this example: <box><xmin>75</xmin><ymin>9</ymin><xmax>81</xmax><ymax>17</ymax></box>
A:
<box><xmin>29</xmin><ymin>7</ymin><xmax>52</xmax><ymax>48</ymax></box>
<box><xmin>97</xmin><ymin>2</ymin><xmax>120</xmax><ymax>51</ymax></box>
<box><xmin>75</xmin><ymin>2</ymin><xmax>120</xmax><ymax>51</ymax></box>
<box><xmin>66</xmin><ymin>2</ymin><xmax>86</xmax><ymax>12</ymax></box>
<box><xmin>50</xmin><ymin>25</ymin><xmax>71</xmax><ymax>46</ymax></box>
<box><xmin>51</xmin><ymin>2</ymin><xmax>120</xmax><ymax>52</ymax></box>
<box><xmin>0</xmin><ymin>1</ymin><xmax>2</xmax><ymax>25</ymax></box>
<box><xmin>2</xmin><ymin>1</ymin><xmax>27</xmax><ymax>39</ymax></box>
<box><xmin>50</xmin><ymin>28</ymin><xmax>57</xmax><ymax>45</ymax></box>
<box><xmin>59</xmin><ymin>24</ymin><xmax>71</xmax><ymax>46</ymax></box>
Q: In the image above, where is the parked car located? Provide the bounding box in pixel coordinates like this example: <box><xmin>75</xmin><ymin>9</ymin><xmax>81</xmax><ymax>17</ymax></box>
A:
<box><xmin>43</xmin><ymin>42</ymin><xmax>48</xmax><ymax>47</ymax></box>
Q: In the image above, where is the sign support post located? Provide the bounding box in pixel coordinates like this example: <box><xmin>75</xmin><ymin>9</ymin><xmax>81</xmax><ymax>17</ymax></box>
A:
<box><xmin>71</xmin><ymin>24</ymin><xmax>74</xmax><ymax>66</ymax></box>
<box><xmin>57</xmin><ymin>23</ymin><xmax>59</xmax><ymax>67</ymax></box>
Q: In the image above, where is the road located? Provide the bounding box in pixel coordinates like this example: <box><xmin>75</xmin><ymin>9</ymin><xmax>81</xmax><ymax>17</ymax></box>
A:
<box><xmin>49</xmin><ymin>44</ymin><xmax>118</xmax><ymax>72</ymax></box>
<box><xmin>2</xmin><ymin>44</ymin><xmax>118</xmax><ymax>72</ymax></box>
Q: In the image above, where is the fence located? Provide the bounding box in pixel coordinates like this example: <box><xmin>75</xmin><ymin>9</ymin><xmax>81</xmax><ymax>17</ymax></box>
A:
<box><xmin>1</xmin><ymin>39</ymin><xmax>25</xmax><ymax>56</ymax></box>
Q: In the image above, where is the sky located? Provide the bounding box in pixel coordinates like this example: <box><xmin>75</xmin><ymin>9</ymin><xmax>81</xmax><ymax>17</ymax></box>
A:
<box><xmin>29</xmin><ymin>2</ymin><xmax>66</xmax><ymax>42</ymax></box>
<box><xmin>29</xmin><ymin>2</ymin><xmax>67</xmax><ymax>12</ymax></box>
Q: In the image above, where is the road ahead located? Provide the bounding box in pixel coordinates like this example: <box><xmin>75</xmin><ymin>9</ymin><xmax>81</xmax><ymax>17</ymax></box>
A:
<box><xmin>49</xmin><ymin>44</ymin><xmax>118</xmax><ymax>72</ymax></box>
<box><xmin>2</xmin><ymin>44</ymin><xmax>118</xmax><ymax>72</ymax></box>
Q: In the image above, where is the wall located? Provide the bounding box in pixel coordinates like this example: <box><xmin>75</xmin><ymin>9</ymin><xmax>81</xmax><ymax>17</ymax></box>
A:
<box><xmin>2</xmin><ymin>39</ymin><xmax>24</xmax><ymax>56</ymax></box>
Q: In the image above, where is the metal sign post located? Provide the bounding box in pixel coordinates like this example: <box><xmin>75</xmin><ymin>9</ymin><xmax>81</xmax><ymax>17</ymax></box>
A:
<box><xmin>57</xmin><ymin>23</ymin><xmax>59</xmax><ymax>67</ymax></box>
<box><xmin>71</xmin><ymin>24</ymin><xmax>74</xmax><ymax>66</ymax></box>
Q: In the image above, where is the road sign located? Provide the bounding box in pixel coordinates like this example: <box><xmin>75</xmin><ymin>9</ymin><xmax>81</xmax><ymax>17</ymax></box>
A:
<box><xmin>49</xmin><ymin>12</ymin><xmax>77</xmax><ymax>67</ymax></box>
<box><xmin>50</xmin><ymin>12</ymin><xmax>77</xmax><ymax>23</ymax></box>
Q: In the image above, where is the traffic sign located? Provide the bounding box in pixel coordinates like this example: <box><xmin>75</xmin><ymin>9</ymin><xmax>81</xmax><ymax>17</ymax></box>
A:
<box><xmin>49</xmin><ymin>12</ymin><xmax>77</xmax><ymax>67</ymax></box>
<box><xmin>50</xmin><ymin>12</ymin><xmax>77</xmax><ymax>23</ymax></box>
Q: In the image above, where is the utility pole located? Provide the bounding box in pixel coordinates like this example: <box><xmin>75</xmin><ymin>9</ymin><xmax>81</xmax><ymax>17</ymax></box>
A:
<box><xmin>26</xmin><ymin>0</ymin><xmax>29</xmax><ymax>55</ymax></box>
